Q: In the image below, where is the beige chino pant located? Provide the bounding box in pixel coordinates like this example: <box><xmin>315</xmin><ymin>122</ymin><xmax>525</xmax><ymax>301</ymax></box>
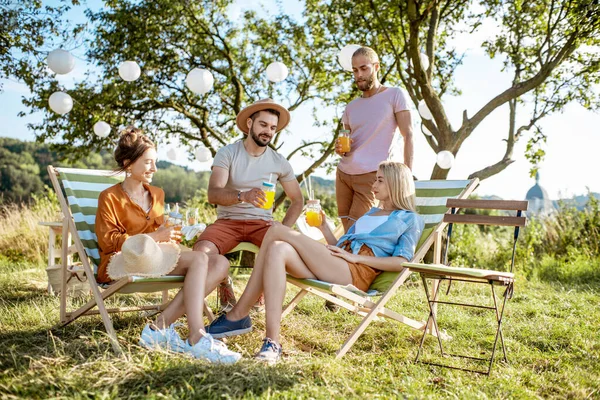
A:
<box><xmin>335</xmin><ymin>168</ymin><xmax>377</xmax><ymax>232</ymax></box>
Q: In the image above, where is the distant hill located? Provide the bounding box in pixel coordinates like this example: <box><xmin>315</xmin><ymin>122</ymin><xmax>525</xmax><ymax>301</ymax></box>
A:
<box><xmin>0</xmin><ymin>137</ymin><xmax>210</xmax><ymax>204</ymax></box>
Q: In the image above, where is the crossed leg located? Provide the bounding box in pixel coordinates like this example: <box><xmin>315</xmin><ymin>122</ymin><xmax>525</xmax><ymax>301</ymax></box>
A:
<box><xmin>154</xmin><ymin>251</ymin><xmax>229</xmax><ymax>344</ymax></box>
<box><xmin>226</xmin><ymin>223</ymin><xmax>353</xmax><ymax>342</ymax></box>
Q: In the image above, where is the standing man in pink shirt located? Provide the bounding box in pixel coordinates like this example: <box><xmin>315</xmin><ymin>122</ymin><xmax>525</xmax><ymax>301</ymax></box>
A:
<box><xmin>336</xmin><ymin>46</ymin><xmax>414</xmax><ymax>232</ymax></box>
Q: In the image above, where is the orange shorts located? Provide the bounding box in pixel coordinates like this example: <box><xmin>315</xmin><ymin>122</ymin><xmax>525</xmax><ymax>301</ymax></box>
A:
<box><xmin>342</xmin><ymin>242</ymin><xmax>381</xmax><ymax>292</ymax></box>
<box><xmin>193</xmin><ymin>219</ymin><xmax>270</xmax><ymax>254</ymax></box>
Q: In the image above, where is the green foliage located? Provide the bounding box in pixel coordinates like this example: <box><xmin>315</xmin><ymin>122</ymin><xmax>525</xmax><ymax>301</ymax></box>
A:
<box><xmin>0</xmin><ymin>186</ymin><xmax>60</xmax><ymax>264</ymax></box>
<box><xmin>0</xmin><ymin>0</ymin><xmax>82</xmax><ymax>91</ymax></box>
<box><xmin>22</xmin><ymin>0</ymin><xmax>341</xmax><ymax>181</ymax></box>
<box><xmin>449</xmin><ymin>194</ymin><xmax>600</xmax><ymax>286</ymax></box>
<box><xmin>152</xmin><ymin>162</ymin><xmax>210</xmax><ymax>204</ymax></box>
<box><xmin>0</xmin><ymin>137</ymin><xmax>217</xmax><ymax>205</ymax></box>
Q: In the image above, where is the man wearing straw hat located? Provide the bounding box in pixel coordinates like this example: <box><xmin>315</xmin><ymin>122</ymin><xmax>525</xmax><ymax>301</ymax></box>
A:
<box><xmin>193</xmin><ymin>98</ymin><xmax>304</xmax><ymax>332</ymax></box>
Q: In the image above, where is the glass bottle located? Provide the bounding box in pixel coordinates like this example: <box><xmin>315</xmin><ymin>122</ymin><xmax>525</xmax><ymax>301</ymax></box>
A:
<box><xmin>163</xmin><ymin>203</ymin><xmax>171</xmax><ymax>225</ymax></box>
<box><xmin>186</xmin><ymin>208</ymin><xmax>199</xmax><ymax>226</ymax></box>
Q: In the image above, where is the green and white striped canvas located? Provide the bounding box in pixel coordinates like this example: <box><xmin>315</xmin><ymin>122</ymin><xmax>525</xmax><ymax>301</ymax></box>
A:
<box><xmin>57</xmin><ymin>168</ymin><xmax>125</xmax><ymax>273</ymax></box>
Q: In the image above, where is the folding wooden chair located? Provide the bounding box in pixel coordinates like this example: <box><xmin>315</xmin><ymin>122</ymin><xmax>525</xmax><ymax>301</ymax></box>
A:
<box><xmin>48</xmin><ymin>166</ymin><xmax>215</xmax><ymax>354</ymax></box>
<box><xmin>283</xmin><ymin>179</ymin><xmax>479</xmax><ymax>358</ymax></box>
<box><xmin>404</xmin><ymin>199</ymin><xmax>528</xmax><ymax>375</ymax></box>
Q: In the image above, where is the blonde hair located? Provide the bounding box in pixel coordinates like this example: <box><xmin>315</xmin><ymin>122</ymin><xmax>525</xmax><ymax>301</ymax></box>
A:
<box><xmin>378</xmin><ymin>161</ymin><xmax>416</xmax><ymax>212</ymax></box>
<box><xmin>352</xmin><ymin>46</ymin><xmax>380</xmax><ymax>64</ymax></box>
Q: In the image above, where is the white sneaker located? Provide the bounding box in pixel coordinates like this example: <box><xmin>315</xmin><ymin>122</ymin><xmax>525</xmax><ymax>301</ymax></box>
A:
<box><xmin>139</xmin><ymin>323</ymin><xmax>186</xmax><ymax>352</ymax></box>
<box><xmin>183</xmin><ymin>334</ymin><xmax>242</xmax><ymax>364</ymax></box>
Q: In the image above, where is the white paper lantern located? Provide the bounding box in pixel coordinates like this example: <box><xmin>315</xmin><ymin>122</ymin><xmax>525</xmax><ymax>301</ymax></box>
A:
<box><xmin>436</xmin><ymin>150</ymin><xmax>455</xmax><ymax>169</ymax></box>
<box><xmin>421</xmin><ymin>124</ymin><xmax>433</xmax><ymax>136</ymax></box>
<box><xmin>195</xmin><ymin>147</ymin><xmax>212</xmax><ymax>162</ymax></box>
<box><xmin>47</xmin><ymin>49</ymin><xmax>75</xmax><ymax>75</ymax></box>
<box><xmin>419</xmin><ymin>53</ymin><xmax>430</xmax><ymax>71</ymax></box>
<box><xmin>186</xmin><ymin>68</ymin><xmax>214</xmax><ymax>94</ymax></box>
<box><xmin>118</xmin><ymin>61</ymin><xmax>141</xmax><ymax>82</ymax></box>
<box><xmin>418</xmin><ymin>99</ymin><xmax>433</xmax><ymax>120</ymax></box>
<box><xmin>266</xmin><ymin>61</ymin><xmax>289</xmax><ymax>83</ymax></box>
<box><xmin>48</xmin><ymin>92</ymin><xmax>73</xmax><ymax>115</ymax></box>
<box><xmin>167</xmin><ymin>148</ymin><xmax>177</xmax><ymax>161</ymax></box>
<box><xmin>93</xmin><ymin>121</ymin><xmax>111</xmax><ymax>138</ymax></box>
<box><xmin>338</xmin><ymin>44</ymin><xmax>362</xmax><ymax>72</ymax></box>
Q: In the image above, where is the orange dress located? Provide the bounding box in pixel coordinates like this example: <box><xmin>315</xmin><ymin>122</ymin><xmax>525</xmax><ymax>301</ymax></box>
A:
<box><xmin>95</xmin><ymin>183</ymin><xmax>165</xmax><ymax>283</ymax></box>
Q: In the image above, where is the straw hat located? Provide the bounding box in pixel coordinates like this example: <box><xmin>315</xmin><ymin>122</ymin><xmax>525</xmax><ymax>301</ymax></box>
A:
<box><xmin>107</xmin><ymin>234</ymin><xmax>180</xmax><ymax>280</ymax></box>
<box><xmin>236</xmin><ymin>98</ymin><xmax>291</xmax><ymax>134</ymax></box>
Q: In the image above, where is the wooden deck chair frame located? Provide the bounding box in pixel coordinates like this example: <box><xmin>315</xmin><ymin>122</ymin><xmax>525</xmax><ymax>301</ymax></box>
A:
<box><xmin>48</xmin><ymin>166</ymin><xmax>215</xmax><ymax>355</ymax></box>
<box><xmin>282</xmin><ymin>178</ymin><xmax>479</xmax><ymax>358</ymax></box>
<box><xmin>405</xmin><ymin>199</ymin><xmax>528</xmax><ymax>375</ymax></box>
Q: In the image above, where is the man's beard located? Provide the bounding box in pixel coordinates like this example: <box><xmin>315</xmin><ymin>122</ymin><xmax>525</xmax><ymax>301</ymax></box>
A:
<box><xmin>249</xmin><ymin>124</ymin><xmax>271</xmax><ymax>147</ymax></box>
<box><xmin>356</xmin><ymin>74</ymin><xmax>375</xmax><ymax>92</ymax></box>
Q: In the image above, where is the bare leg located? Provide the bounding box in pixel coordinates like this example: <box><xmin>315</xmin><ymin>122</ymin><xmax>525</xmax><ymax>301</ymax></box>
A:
<box><xmin>262</xmin><ymin>240</ymin><xmax>324</xmax><ymax>342</ymax></box>
<box><xmin>227</xmin><ymin>224</ymin><xmax>352</xmax><ymax>321</ymax></box>
<box><xmin>155</xmin><ymin>253</ymin><xmax>229</xmax><ymax>337</ymax></box>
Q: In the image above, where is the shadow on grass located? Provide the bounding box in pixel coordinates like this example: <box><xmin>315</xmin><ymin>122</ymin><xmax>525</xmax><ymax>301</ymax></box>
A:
<box><xmin>0</xmin><ymin>285</ymin><xmax>49</xmax><ymax>305</ymax></box>
<box><xmin>114</xmin><ymin>361</ymin><xmax>300</xmax><ymax>398</ymax></box>
<box><xmin>1</xmin><ymin>318</ymin><xmax>301</xmax><ymax>398</ymax></box>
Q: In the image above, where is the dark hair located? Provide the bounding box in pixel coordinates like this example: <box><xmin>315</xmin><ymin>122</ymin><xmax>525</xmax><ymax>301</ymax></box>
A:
<box><xmin>250</xmin><ymin>108</ymin><xmax>280</xmax><ymax>121</ymax></box>
<box><xmin>114</xmin><ymin>125</ymin><xmax>155</xmax><ymax>174</ymax></box>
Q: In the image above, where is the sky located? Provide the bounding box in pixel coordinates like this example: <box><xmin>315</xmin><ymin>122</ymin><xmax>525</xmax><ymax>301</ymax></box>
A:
<box><xmin>1</xmin><ymin>0</ymin><xmax>598</xmax><ymax>200</ymax></box>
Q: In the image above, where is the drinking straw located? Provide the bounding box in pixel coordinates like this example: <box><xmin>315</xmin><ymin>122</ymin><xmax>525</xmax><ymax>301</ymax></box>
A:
<box><xmin>302</xmin><ymin>173</ymin><xmax>309</xmax><ymax>199</ymax></box>
<box><xmin>269</xmin><ymin>173</ymin><xmax>273</xmax><ymax>184</ymax></box>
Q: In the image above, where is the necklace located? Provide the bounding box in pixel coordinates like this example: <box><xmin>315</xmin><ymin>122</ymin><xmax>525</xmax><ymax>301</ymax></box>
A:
<box><xmin>121</xmin><ymin>183</ymin><xmax>149</xmax><ymax>209</ymax></box>
<box><xmin>363</xmin><ymin>84</ymin><xmax>384</xmax><ymax>98</ymax></box>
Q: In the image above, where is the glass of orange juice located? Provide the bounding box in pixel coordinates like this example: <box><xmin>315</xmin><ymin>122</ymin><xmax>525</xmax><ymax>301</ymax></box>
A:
<box><xmin>305</xmin><ymin>199</ymin><xmax>323</xmax><ymax>227</ymax></box>
<box><xmin>260</xmin><ymin>181</ymin><xmax>276</xmax><ymax>209</ymax></box>
<box><xmin>338</xmin><ymin>129</ymin><xmax>351</xmax><ymax>153</ymax></box>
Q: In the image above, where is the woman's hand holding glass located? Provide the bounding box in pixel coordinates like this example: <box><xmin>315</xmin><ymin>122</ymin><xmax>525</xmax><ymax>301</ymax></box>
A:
<box><xmin>306</xmin><ymin>210</ymin><xmax>327</xmax><ymax>229</ymax></box>
<box><xmin>148</xmin><ymin>224</ymin><xmax>182</xmax><ymax>243</ymax></box>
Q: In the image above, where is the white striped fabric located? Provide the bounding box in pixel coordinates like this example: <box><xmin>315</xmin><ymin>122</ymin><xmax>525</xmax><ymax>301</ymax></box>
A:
<box><xmin>66</xmin><ymin>196</ymin><xmax>99</xmax><ymax>208</ymax></box>
<box><xmin>63</xmin><ymin>180</ymin><xmax>116</xmax><ymax>192</ymax></box>
<box><xmin>78</xmin><ymin>230</ymin><xmax>98</xmax><ymax>241</ymax></box>
<box><xmin>57</xmin><ymin>167</ymin><xmax>119</xmax><ymax>176</ymax></box>
<box><xmin>72</xmin><ymin>213</ymin><xmax>97</xmax><ymax>225</ymax></box>
<box><xmin>57</xmin><ymin>168</ymin><xmax>125</xmax><ymax>273</ymax></box>
<box><xmin>422</xmin><ymin>214</ymin><xmax>444</xmax><ymax>224</ymax></box>
<box><xmin>416</xmin><ymin>197</ymin><xmax>451</xmax><ymax>206</ymax></box>
<box><xmin>414</xmin><ymin>180</ymin><xmax>471</xmax><ymax>189</ymax></box>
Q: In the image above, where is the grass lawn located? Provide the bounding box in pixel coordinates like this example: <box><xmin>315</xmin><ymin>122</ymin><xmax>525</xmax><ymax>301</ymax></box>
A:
<box><xmin>1</xmin><ymin>260</ymin><xmax>599</xmax><ymax>399</ymax></box>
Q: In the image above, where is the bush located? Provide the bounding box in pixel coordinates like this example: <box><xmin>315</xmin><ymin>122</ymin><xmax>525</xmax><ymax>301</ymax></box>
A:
<box><xmin>448</xmin><ymin>194</ymin><xmax>600</xmax><ymax>286</ymax></box>
<box><xmin>0</xmin><ymin>186</ymin><xmax>61</xmax><ymax>265</ymax></box>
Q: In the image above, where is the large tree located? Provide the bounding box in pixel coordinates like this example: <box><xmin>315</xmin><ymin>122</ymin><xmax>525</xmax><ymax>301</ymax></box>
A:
<box><xmin>22</xmin><ymin>0</ymin><xmax>355</xmax><ymax>208</ymax></box>
<box><xmin>21</xmin><ymin>0</ymin><xmax>600</xmax><ymax>189</ymax></box>
<box><xmin>304</xmin><ymin>0</ymin><xmax>600</xmax><ymax>179</ymax></box>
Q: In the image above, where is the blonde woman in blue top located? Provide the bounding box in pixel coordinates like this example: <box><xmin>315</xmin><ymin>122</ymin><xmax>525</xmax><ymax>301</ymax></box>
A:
<box><xmin>206</xmin><ymin>161</ymin><xmax>424</xmax><ymax>363</ymax></box>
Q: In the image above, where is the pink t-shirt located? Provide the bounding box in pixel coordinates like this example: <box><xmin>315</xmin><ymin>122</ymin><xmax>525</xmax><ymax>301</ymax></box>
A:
<box><xmin>339</xmin><ymin>87</ymin><xmax>410</xmax><ymax>175</ymax></box>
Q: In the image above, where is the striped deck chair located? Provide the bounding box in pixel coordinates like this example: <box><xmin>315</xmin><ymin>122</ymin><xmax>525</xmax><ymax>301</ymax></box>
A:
<box><xmin>283</xmin><ymin>178</ymin><xmax>479</xmax><ymax>358</ymax></box>
<box><xmin>48</xmin><ymin>166</ymin><xmax>213</xmax><ymax>354</ymax></box>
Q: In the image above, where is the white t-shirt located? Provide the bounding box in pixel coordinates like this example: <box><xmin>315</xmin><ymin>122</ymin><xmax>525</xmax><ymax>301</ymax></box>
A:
<box><xmin>354</xmin><ymin>214</ymin><xmax>389</xmax><ymax>234</ymax></box>
<box><xmin>212</xmin><ymin>140</ymin><xmax>296</xmax><ymax>220</ymax></box>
